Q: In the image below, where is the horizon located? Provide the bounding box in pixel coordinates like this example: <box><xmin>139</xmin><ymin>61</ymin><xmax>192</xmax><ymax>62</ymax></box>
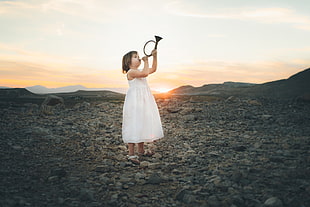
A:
<box><xmin>1</xmin><ymin>66</ymin><xmax>308</xmax><ymax>94</ymax></box>
<box><xmin>1</xmin><ymin>0</ymin><xmax>310</xmax><ymax>92</ymax></box>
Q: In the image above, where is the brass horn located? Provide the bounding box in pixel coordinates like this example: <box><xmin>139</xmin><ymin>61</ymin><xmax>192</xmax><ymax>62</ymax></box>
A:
<box><xmin>143</xmin><ymin>35</ymin><xmax>163</xmax><ymax>57</ymax></box>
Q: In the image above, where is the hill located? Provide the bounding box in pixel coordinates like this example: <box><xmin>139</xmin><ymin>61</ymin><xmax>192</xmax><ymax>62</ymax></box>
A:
<box><xmin>0</xmin><ymin>88</ymin><xmax>37</xmax><ymax>98</ymax></box>
<box><xmin>26</xmin><ymin>85</ymin><xmax>88</xmax><ymax>94</ymax></box>
<box><xmin>170</xmin><ymin>68</ymin><xmax>310</xmax><ymax>100</ymax></box>
<box><xmin>0</xmin><ymin>88</ymin><xmax>124</xmax><ymax>107</ymax></box>
<box><xmin>170</xmin><ymin>82</ymin><xmax>256</xmax><ymax>96</ymax></box>
<box><xmin>245</xmin><ymin>68</ymin><xmax>310</xmax><ymax>100</ymax></box>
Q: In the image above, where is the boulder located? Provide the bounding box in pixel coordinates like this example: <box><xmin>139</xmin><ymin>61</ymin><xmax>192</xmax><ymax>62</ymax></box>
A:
<box><xmin>42</xmin><ymin>95</ymin><xmax>64</xmax><ymax>106</ymax></box>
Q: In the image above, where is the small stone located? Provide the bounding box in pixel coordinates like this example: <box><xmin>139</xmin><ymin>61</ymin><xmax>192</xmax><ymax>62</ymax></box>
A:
<box><xmin>148</xmin><ymin>162</ymin><xmax>162</xmax><ymax>169</ymax></box>
<box><xmin>122</xmin><ymin>184</ymin><xmax>129</xmax><ymax>189</ymax></box>
<box><xmin>184</xmin><ymin>114</ymin><xmax>197</xmax><ymax>122</ymax></box>
<box><xmin>208</xmin><ymin>195</ymin><xmax>221</xmax><ymax>207</ymax></box>
<box><xmin>233</xmin><ymin>145</ymin><xmax>247</xmax><ymax>152</ymax></box>
<box><xmin>119</xmin><ymin>162</ymin><xmax>127</xmax><ymax>167</ymax></box>
<box><xmin>12</xmin><ymin>145</ymin><xmax>22</xmax><ymax>150</ymax></box>
<box><xmin>48</xmin><ymin>176</ymin><xmax>59</xmax><ymax>182</ymax></box>
<box><xmin>153</xmin><ymin>153</ymin><xmax>162</xmax><ymax>159</ymax></box>
<box><xmin>140</xmin><ymin>161</ymin><xmax>150</xmax><ymax>168</ymax></box>
<box><xmin>167</xmin><ymin>107</ymin><xmax>181</xmax><ymax>113</ymax></box>
<box><xmin>261</xmin><ymin>114</ymin><xmax>272</xmax><ymax>119</ymax></box>
<box><xmin>176</xmin><ymin>189</ymin><xmax>196</xmax><ymax>204</ymax></box>
<box><xmin>95</xmin><ymin>165</ymin><xmax>106</xmax><ymax>173</ymax></box>
<box><xmin>135</xmin><ymin>172</ymin><xmax>145</xmax><ymax>180</ymax></box>
<box><xmin>80</xmin><ymin>188</ymin><xmax>95</xmax><ymax>201</ymax></box>
<box><xmin>98</xmin><ymin>175</ymin><xmax>111</xmax><ymax>184</ymax></box>
<box><xmin>50</xmin><ymin>167</ymin><xmax>67</xmax><ymax>178</ymax></box>
<box><xmin>147</xmin><ymin>173</ymin><xmax>163</xmax><ymax>184</ymax></box>
<box><xmin>264</xmin><ymin>197</ymin><xmax>283</xmax><ymax>207</ymax></box>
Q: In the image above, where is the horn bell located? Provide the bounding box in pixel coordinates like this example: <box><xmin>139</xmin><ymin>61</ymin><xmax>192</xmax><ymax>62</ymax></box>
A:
<box><xmin>155</xmin><ymin>35</ymin><xmax>163</xmax><ymax>42</ymax></box>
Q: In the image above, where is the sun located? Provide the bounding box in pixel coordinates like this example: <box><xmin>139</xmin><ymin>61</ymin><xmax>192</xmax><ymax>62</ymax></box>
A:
<box><xmin>155</xmin><ymin>88</ymin><xmax>171</xmax><ymax>93</ymax></box>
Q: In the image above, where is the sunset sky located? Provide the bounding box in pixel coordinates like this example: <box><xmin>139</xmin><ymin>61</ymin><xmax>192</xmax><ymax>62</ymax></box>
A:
<box><xmin>1</xmin><ymin>0</ymin><xmax>310</xmax><ymax>93</ymax></box>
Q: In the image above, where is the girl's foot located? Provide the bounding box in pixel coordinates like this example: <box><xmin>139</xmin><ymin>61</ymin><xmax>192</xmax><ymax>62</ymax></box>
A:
<box><xmin>138</xmin><ymin>150</ymin><xmax>155</xmax><ymax>157</ymax></box>
<box><xmin>127</xmin><ymin>155</ymin><xmax>140</xmax><ymax>165</ymax></box>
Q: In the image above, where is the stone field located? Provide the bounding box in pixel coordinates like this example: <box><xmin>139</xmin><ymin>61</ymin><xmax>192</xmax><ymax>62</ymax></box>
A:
<box><xmin>0</xmin><ymin>95</ymin><xmax>309</xmax><ymax>207</ymax></box>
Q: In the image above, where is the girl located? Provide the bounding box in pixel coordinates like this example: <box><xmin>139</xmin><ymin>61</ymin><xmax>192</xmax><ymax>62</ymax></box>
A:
<box><xmin>122</xmin><ymin>49</ymin><xmax>164</xmax><ymax>164</ymax></box>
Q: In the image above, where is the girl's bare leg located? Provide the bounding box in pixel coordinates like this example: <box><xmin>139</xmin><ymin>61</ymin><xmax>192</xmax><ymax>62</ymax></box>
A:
<box><xmin>137</xmin><ymin>142</ymin><xmax>144</xmax><ymax>154</ymax></box>
<box><xmin>128</xmin><ymin>143</ymin><xmax>135</xmax><ymax>156</ymax></box>
<box><xmin>127</xmin><ymin>143</ymin><xmax>140</xmax><ymax>164</ymax></box>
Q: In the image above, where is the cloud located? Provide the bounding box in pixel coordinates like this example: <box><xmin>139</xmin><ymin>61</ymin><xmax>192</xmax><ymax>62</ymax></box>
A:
<box><xmin>0</xmin><ymin>0</ymin><xmax>140</xmax><ymax>23</ymax></box>
<box><xmin>207</xmin><ymin>34</ymin><xmax>227</xmax><ymax>38</ymax></box>
<box><xmin>0</xmin><ymin>1</ymin><xmax>37</xmax><ymax>14</ymax></box>
<box><xmin>0</xmin><ymin>42</ymin><xmax>76</xmax><ymax>66</ymax></box>
<box><xmin>166</xmin><ymin>1</ymin><xmax>310</xmax><ymax>31</ymax></box>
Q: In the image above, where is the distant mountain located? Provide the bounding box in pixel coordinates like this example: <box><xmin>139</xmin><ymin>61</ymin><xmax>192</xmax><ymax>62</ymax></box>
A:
<box><xmin>26</xmin><ymin>85</ymin><xmax>87</xmax><ymax>94</ymax></box>
<box><xmin>169</xmin><ymin>68</ymin><xmax>310</xmax><ymax>100</ymax></box>
<box><xmin>0</xmin><ymin>86</ymin><xmax>11</xmax><ymax>89</ymax></box>
<box><xmin>25</xmin><ymin>85</ymin><xmax>127</xmax><ymax>94</ymax></box>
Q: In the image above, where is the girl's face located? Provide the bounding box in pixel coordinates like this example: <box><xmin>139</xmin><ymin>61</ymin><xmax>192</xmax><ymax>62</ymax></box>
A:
<box><xmin>130</xmin><ymin>53</ymin><xmax>141</xmax><ymax>69</ymax></box>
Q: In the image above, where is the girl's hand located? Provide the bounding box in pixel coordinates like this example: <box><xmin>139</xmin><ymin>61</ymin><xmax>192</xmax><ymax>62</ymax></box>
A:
<box><xmin>152</xmin><ymin>49</ymin><xmax>157</xmax><ymax>57</ymax></box>
<box><xmin>142</xmin><ymin>56</ymin><xmax>148</xmax><ymax>62</ymax></box>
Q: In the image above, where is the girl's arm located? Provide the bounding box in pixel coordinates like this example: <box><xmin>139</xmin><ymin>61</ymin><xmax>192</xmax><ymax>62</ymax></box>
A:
<box><xmin>128</xmin><ymin>56</ymin><xmax>149</xmax><ymax>78</ymax></box>
<box><xmin>128</xmin><ymin>50</ymin><xmax>157</xmax><ymax>79</ymax></box>
<box><xmin>148</xmin><ymin>49</ymin><xmax>157</xmax><ymax>74</ymax></box>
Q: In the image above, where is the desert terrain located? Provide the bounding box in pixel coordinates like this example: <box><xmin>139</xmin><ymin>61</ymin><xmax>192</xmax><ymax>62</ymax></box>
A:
<box><xmin>0</xmin><ymin>68</ymin><xmax>309</xmax><ymax>207</ymax></box>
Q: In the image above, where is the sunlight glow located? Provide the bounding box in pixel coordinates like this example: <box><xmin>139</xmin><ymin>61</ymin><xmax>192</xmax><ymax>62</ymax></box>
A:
<box><xmin>155</xmin><ymin>88</ymin><xmax>172</xmax><ymax>93</ymax></box>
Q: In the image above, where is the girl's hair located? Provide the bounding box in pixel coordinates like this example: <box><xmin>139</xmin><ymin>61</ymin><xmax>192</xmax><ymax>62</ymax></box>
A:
<box><xmin>122</xmin><ymin>51</ymin><xmax>137</xmax><ymax>73</ymax></box>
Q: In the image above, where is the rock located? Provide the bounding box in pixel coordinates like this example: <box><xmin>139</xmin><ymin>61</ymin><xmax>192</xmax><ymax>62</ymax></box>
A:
<box><xmin>80</xmin><ymin>188</ymin><xmax>95</xmax><ymax>201</ymax></box>
<box><xmin>264</xmin><ymin>197</ymin><xmax>283</xmax><ymax>207</ymax></box>
<box><xmin>140</xmin><ymin>161</ymin><xmax>150</xmax><ymax>168</ymax></box>
<box><xmin>261</xmin><ymin>114</ymin><xmax>273</xmax><ymax>119</ymax></box>
<box><xmin>48</xmin><ymin>176</ymin><xmax>59</xmax><ymax>182</ymax></box>
<box><xmin>184</xmin><ymin>114</ymin><xmax>197</xmax><ymax>122</ymax></box>
<box><xmin>95</xmin><ymin>165</ymin><xmax>107</xmax><ymax>173</ymax></box>
<box><xmin>147</xmin><ymin>173</ymin><xmax>164</xmax><ymax>184</ymax></box>
<box><xmin>11</xmin><ymin>145</ymin><xmax>22</xmax><ymax>150</ymax></box>
<box><xmin>74</xmin><ymin>101</ymin><xmax>90</xmax><ymax>109</ymax></box>
<box><xmin>98</xmin><ymin>174</ymin><xmax>111</xmax><ymax>184</ymax></box>
<box><xmin>208</xmin><ymin>195</ymin><xmax>221</xmax><ymax>207</ymax></box>
<box><xmin>31</xmin><ymin>127</ymin><xmax>50</xmax><ymax>136</ymax></box>
<box><xmin>167</xmin><ymin>107</ymin><xmax>181</xmax><ymax>113</ymax></box>
<box><xmin>50</xmin><ymin>167</ymin><xmax>67</xmax><ymax>178</ymax></box>
<box><xmin>42</xmin><ymin>95</ymin><xmax>64</xmax><ymax>106</ymax></box>
<box><xmin>148</xmin><ymin>162</ymin><xmax>162</xmax><ymax>169</ymax></box>
<box><xmin>225</xmin><ymin>96</ymin><xmax>237</xmax><ymax>102</ymax></box>
<box><xmin>176</xmin><ymin>189</ymin><xmax>196</xmax><ymax>204</ymax></box>
<box><xmin>233</xmin><ymin>145</ymin><xmax>247</xmax><ymax>152</ymax></box>
<box><xmin>247</xmin><ymin>99</ymin><xmax>261</xmax><ymax>106</ymax></box>
<box><xmin>153</xmin><ymin>153</ymin><xmax>162</xmax><ymax>159</ymax></box>
<box><xmin>135</xmin><ymin>172</ymin><xmax>145</xmax><ymax>180</ymax></box>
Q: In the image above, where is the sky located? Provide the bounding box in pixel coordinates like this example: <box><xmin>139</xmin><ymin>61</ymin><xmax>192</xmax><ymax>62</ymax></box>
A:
<box><xmin>1</xmin><ymin>0</ymin><xmax>310</xmax><ymax>93</ymax></box>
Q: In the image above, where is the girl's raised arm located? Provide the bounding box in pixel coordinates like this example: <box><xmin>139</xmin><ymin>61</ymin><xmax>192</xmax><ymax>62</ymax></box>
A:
<box><xmin>148</xmin><ymin>49</ymin><xmax>157</xmax><ymax>74</ymax></box>
<box><xmin>128</xmin><ymin>56</ymin><xmax>149</xmax><ymax>79</ymax></box>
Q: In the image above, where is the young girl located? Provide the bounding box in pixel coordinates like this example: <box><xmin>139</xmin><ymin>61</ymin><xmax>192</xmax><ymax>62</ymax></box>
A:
<box><xmin>122</xmin><ymin>49</ymin><xmax>164</xmax><ymax>164</ymax></box>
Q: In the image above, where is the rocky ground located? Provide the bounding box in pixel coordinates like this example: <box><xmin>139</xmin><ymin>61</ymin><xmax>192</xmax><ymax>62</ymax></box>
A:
<box><xmin>0</xmin><ymin>95</ymin><xmax>309</xmax><ymax>207</ymax></box>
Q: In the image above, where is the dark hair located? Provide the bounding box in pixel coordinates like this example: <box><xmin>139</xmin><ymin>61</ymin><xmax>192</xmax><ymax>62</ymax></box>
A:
<box><xmin>122</xmin><ymin>51</ymin><xmax>137</xmax><ymax>73</ymax></box>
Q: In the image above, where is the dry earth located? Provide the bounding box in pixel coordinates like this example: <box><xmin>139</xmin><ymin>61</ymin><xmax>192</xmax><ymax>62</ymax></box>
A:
<box><xmin>0</xmin><ymin>95</ymin><xmax>309</xmax><ymax>207</ymax></box>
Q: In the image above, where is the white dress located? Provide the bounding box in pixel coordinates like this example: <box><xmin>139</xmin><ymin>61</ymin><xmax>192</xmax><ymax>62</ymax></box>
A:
<box><xmin>122</xmin><ymin>70</ymin><xmax>164</xmax><ymax>143</ymax></box>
